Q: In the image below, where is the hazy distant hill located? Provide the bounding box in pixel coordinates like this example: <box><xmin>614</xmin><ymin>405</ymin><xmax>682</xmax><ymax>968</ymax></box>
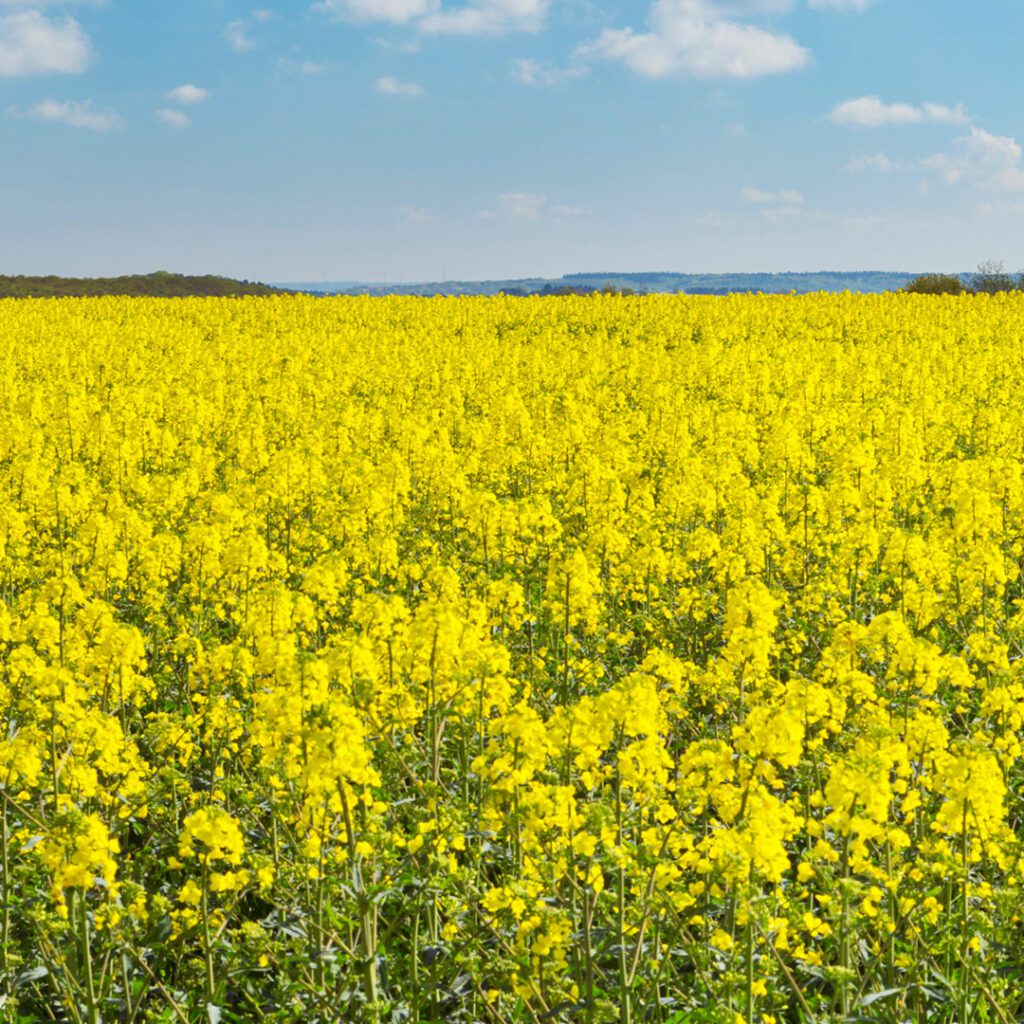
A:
<box><xmin>4</xmin><ymin>270</ymin><xmax>946</xmax><ymax>300</ymax></box>
<box><xmin>0</xmin><ymin>272</ymin><xmax>285</xmax><ymax>299</ymax></box>
<box><xmin>279</xmin><ymin>270</ymin><xmax>930</xmax><ymax>297</ymax></box>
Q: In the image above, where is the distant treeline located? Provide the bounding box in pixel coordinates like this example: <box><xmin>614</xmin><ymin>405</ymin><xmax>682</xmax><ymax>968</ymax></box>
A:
<box><xmin>9</xmin><ymin>268</ymin><xmax>1016</xmax><ymax>300</ymax></box>
<box><xmin>559</xmin><ymin>270</ymin><xmax>916</xmax><ymax>294</ymax></box>
<box><xmin>0</xmin><ymin>272</ymin><xmax>284</xmax><ymax>299</ymax></box>
<box><xmin>500</xmin><ymin>283</ymin><xmax>641</xmax><ymax>297</ymax></box>
<box><xmin>904</xmin><ymin>263</ymin><xmax>1023</xmax><ymax>295</ymax></box>
<box><xmin>286</xmin><ymin>270</ymin><xmax>927</xmax><ymax>297</ymax></box>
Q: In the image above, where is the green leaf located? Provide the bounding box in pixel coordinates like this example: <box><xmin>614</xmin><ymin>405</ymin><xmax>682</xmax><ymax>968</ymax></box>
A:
<box><xmin>14</xmin><ymin>966</ymin><xmax>48</xmax><ymax>988</ymax></box>
<box><xmin>859</xmin><ymin>987</ymin><xmax>904</xmax><ymax>1006</ymax></box>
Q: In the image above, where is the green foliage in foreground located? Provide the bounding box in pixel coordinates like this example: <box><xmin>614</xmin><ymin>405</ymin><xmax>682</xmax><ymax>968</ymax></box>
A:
<box><xmin>0</xmin><ymin>272</ymin><xmax>285</xmax><ymax>299</ymax></box>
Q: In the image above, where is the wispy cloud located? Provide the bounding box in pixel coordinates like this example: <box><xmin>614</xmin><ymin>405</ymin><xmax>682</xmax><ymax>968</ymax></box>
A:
<box><xmin>156</xmin><ymin>107</ymin><xmax>191</xmax><ymax>128</ymax></box>
<box><xmin>315</xmin><ymin>0</ymin><xmax>437</xmax><ymax>23</ymax></box>
<box><xmin>577</xmin><ymin>0</ymin><xmax>810</xmax><ymax>80</ymax></box>
<box><xmin>480</xmin><ymin>192</ymin><xmax>586</xmax><ymax>220</ymax></box>
<box><xmin>29</xmin><ymin>97</ymin><xmax>121</xmax><ymax>130</ymax></box>
<box><xmin>846</xmin><ymin>152</ymin><xmax>899</xmax><ymax>173</ymax></box>
<box><xmin>695</xmin><ymin>209</ymin><xmax>739</xmax><ymax>228</ymax></box>
<box><xmin>738</xmin><ymin>186</ymin><xmax>808</xmax><ymax>222</ymax></box>
<box><xmin>740</xmin><ymin>185</ymin><xmax>804</xmax><ymax>205</ymax></box>
<box><xmin>808</xmin><ymin>0</ymin><xmax>874</xmax><ymax>9</ymax></box>
<box><xmin>922</xmin><ymin>127</ymin><xmax>1024</xmax><ymax>193</ymax></box>
<box><xmin>484</xmin><ymin>192</ymin><xmax>544</xmax><ymax>219</ymax></box>
<box><xmin>375</xmin><ymin>74</ymin><xmax>423</xmax><ymax>95</ymax></box>
<box><xmin>711</xmin><ymin>2</ymin><xmax>797</xmax><ymax>13</ymax></box>
<box><xmin>511</xmin><ymin>57</ymin><xmax>586</xmax><ymax>86</ymax></box>
<box><xmin>225</xmin><ymin>11</ymin><xmax>271</xmax><ymax>52</ymax></box>
<box><xmin>278</xmin><ymin>57</ymin><xmax>332</xmax><ymax>74</ymax></box>
<box><xmin>400</xmin><ymin>204</ymin><xmax>439</xmax><ymax>222</ymax></box>
<box><xmin>420</xmin><ymin>0</ymin><xmax>547</xmax><ymax>35</ymax></box>
<box><xmin>829</xmin><ymin>95</ymin><xmax>967</xmax><ymax>128</ymax></box>
<box><xmin>316</xmin><ymin>0</ymin><xmax>548</xmax><ymax>35</ymax></box>
<box><xmin>167</xmin><ymin>83</ymin><xmax>208</xmax><ymax>104</ymax></box>
<box><xmin>0</xmin><ymin>1</ymin><xmax>107</xmax><ymax>6</ymax></box>
<box><xmin>836</xmin><ymin>126</ymin><xmax>1024</xmax><ymax>196</ymax></box>
<box><xmin>373</xmin><ymin>34</ymin><xmax>422</xmax><ymax>51</ymax></box>
<box><xmin>0</xmin><ymin>10</ymin><xmax>90</xmax><ymax>76</ymax></box>
<box><xmin>225</xmin><ymin>19</ymin><xmax>255</xmax><ymax>50</ymax></box>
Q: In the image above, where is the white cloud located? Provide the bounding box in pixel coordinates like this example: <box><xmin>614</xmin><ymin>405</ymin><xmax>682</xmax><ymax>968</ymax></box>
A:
<box><xmin>900</xmin><ymin>127</ymin><xmax>1024</xmax><ymax>201</ymax></box>
<box><xmin>674</xmin><ymin>1</ymin><xmax>799</xmax><ymax>11</ymax></box>
<box><xmin>373</xmin><ymin>35</ymin><xmax>422</xmax><ymax>51</ymax></box>
<box><xmin>318</xmin><ymin>0</ymin><xmax>546</xmax><ymax>33</ymax></box>
<box><xmin>0</xmin><ymin>1</ymin><xmax>104</xmax><ymax>8</ymax></box>
<box><xmin>400</xmin><ymin>204</ymin><xmax>439</xmax><ymax>222</ymax></box>
<box><xmin>695</xmin><ymin>209</ymin><xmax>739</xmax><ymax>228</ymax></box>
<box><xmin>225</xmin><ymin>19</ymin><xmax>255</xmax><ymax>50</ymax></box>
<box><xmin>479</xmin><ymin>193</ymin><xmax>586</xmax><ymax>220</ymax></box>
<box><xmin>964</xmin><ymin>126</ymin><xmax>1022</xmax><ymax>166</ymax></box>
<box><xmin>511</xmin><ymin>57</ymin><xmax>587</xmax><ymax>85</ymax></box>
<box><xmin>375</xmin><ymin>74</ymin><xmax>423</xmax><ymax>95</ymax></box>
<box><xmin>420</xmin><ymin>0</ymin><xmax>547</xmax><ymax>35</ymax></box>
<box><xmin>922</xmin><ymin>127</ymin><xmax>1024</xmax><ymax>193</ymax></box>
<box><xmin>167</xmin><ymin>83</ymin><xmax>208</xmax><ymax>104</ymax></box>
<box><xmin>225</xmin><ymin>11</ymin><xmax>271</xmax><ymax>52</ymax></box>
<box><xmin>761</xmin><ymin>205</ymin><xmax>805</xmax><ymax>223</ymax></box>
<box><xmin>278</xmin><ymin>57</ymin><xmax>332</xmax><ymax>74</ymax></box>
<box><xmin>740</xmin><ymin>185</ymin><xmax>804</xmax><ymax>204</ymax></box>
<box><xmin>578</xmin><ymin>0</ymin><xmax>810</xmax><ymax>80</ymax></box>
<box><xmin>156</xmin><ymin>107</ymin><xmax>191</xmax><ymax>128</ymax></box>
<box><xmin>846</xmin><ymin>152</ymin><xmax>899</xmax><ymax>173</ymax></box>
<box><xmin>499</xmin><ymin>192</ymin><xmax>545</xmax><ymax>218</ymax></box>
<box><xmin>808</xmin><ymin>0</ymin><xmax>873</xmax><ymax>8</ymax></box>
<box><xmin>30</xmin><ymin>97</ymin><xmax>121</xmax><ymax>130</ymax></box>
<box><xmin>974</xmin><ymin>198</ymin><xmax>1024</xmax><ymax>218</ymax></box>
<box><xmin>315</xmin><ymin>0</ymin><xmax>438</xmax><ymax>22</ymax></box>
<box><xmin>0</xmin><ymin>10</ymin><xmax>90</xmax><ymax>76</ymax></box>
<box><xmin>829</xmin><ymin>95</ymin><xmax>967</xmax><ymax>128</ymax></box>
<box><xmin>716</xmin><ymin>1</ymin><xmax>796</xmax><ymax>11</ymax></box>
<box><xmin>511</xmin><ymin>57</ymin><xmax>547</xmax><ymax>84</ymax></box>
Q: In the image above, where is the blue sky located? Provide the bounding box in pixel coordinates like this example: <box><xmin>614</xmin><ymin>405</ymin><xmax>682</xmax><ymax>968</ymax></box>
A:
<box><xmin>2</xmin><ymin>0</ymin><xmax>1022</xmax><ymax>282</ymax></box>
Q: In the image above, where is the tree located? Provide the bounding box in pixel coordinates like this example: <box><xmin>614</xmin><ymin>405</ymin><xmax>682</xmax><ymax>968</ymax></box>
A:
<box><xmin>972</xmin><ymin>260</ymin><xmax>1016</xmax><ymax>294</ymax></box>
<box><xmin>904</xmin><ymin>273</ymin><xmax>966</xmax><ymax>295</ymax></box>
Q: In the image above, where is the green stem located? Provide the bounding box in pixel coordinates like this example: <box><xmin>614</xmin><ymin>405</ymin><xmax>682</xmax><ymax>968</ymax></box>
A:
<box><xmin>1</xmin><ymin>796</ymin><xmax>10</xmax><ymax>996</ymax></box>
<box><xmin>339</xmin><ymin>784</ymin><xmax>380</xmax><ymax>1021</ymax></box>
<box><xmin>745</xmin><ymin>898</ymin><xmax>754</xmax><ymax>1024</ymax></box>
<box><xmin>583</xmin><ymin>881</ymin><xmax>596</xmax><ymax>1024</ymax></box>
<box><xmin>615</xmin><ymin>769</ymin><xmax>631</xmax><ymax>1024</ymax></box>
<box><xmin>79</xmin><ymin>890</ymin><xmax>100</xmax><ymax>1024</ymax></box>
<box><xmin>839</xmin><ymin>833</ymin><xmax>851</xmax><ymax>1018</ymax></box>
<box><xmin>960</xmin><ymin>809</ymin><xmax>970</xmax><ymax>1024</ymax></box>
<box><xmin>201</xmin><ymin>862</ymin><xmax>216</xmax><ymax>1007</ymax></box>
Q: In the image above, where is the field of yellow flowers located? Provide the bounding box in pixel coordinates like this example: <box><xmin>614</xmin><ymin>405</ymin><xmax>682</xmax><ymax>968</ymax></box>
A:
<box><xmin>2</xmin><ymin>292</ymin><xmax>1024</xmax><ymax>1024</ymax></box>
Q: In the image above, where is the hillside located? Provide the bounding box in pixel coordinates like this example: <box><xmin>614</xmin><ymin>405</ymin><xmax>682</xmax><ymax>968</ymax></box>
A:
<box><xmin>0</xmin><ymin>271</ymin><xmax>285</xmax><ymax>299</ymax></box>
<box><xmin>1</xmin><ymin>270</ymin><xmax>948</xmax><ymax>300</ymax></box>
<box><xmin>280</xmin><ymin>270</ymin><xmax>928</xmax><ymax>297</ymax></box>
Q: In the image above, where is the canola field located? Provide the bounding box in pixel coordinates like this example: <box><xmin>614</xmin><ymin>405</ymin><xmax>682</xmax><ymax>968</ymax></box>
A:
<box><xmin>2</xmin><ymin>293</ymin><xmax>1024</xmax><ymax>1024</ymax></box>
